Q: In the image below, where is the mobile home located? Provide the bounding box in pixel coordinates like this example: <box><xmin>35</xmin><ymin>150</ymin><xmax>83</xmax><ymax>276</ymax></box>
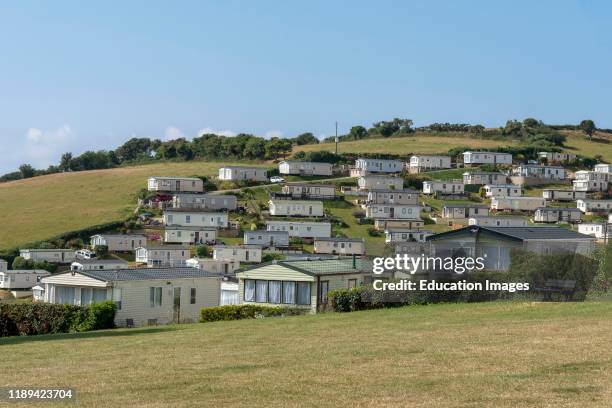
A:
<box><xmin>384</xmin><ymin>229</ymin><xmax>433</xmax><ymax>243</ymax></box>
<box><xmin>572</xmin><ymin>179</ymin><xmax>608</xmax><ymax>192</ymax></box>
<box><xmin>463</xmin><ymin>172</ymin><xmax>507</xmax><ymax>185</ymax></box>
<box><xmin>577</xmin><ymin>223</ymin><xmax>611</xmax><ymax>240</ymax></box>
<box><xmin>71</xmin><ymin>259</ymin><xmax>129</xmax><ymax>271</ymax></box>
<box><xmin>186</xmin><ymin>258</ymin><xmax>240</xmax><ymax>275</ymax></box>
<box><xmin>441</xmin><ymin>204</ymin><xmax>489</xmax><ymax>219</ymax></box>
<box><xmin>422</xmin><ymin>181</ymin><xmax>464</xmax><ymax>195</ymax></box>
<box><xmin>265</xmin><ymin>220</ymin><xmax>332</xmax><ymax>238</ymax></box>
<box><xmin>172</xmin><ymin>194</ymin><xmax>237</xmax><ymax>210</ymax></box>
<box><xmin>90</xmin><ymin>234</ymin><xmax>147</xmax><ymax>252</ymax></box>
<box><xmin>577</xmin><ymin>199</ymin><xmax>612</xmax><ymax>213</ymax></box>
<box><xmin>19</xmin><ymin>249</ymin><xmax>76</xmax><ymax>263</ymax></box>
<box><xmin>408</xmin><ymin>155</ymin><xmax>451</xmax><ymax>173</ymax></box>
<box><xmin>218</xmin><ymin>166</ymin><xmax>268</xmax><ymax>182</ymax></box>
<box><xmin>373</xmin><ymin>218</ymin><xmax>424</xmax><ymax>231</ymax></box>
<box><xmin>0</xmin><ymin>269</ymin><xmax>50</xmax><ymax>290</ymax></box>
<box><xmin>490</xmin><ymin>197</ymin><xmax>546</xmax><ymax>212</ymax></box>
<box><xmin>355</xmin><ymin>158</ymin><xmax>403</xmax><ymax>174</ymax></box>
<box><xmin>213</xmin><ymin>245</ymin><xmax>263</xmax><ymax>263</ymax></box>
<box><xmin>278</xmin><ymin>161</ymin><xmax>333</xmax><ymax>176</ymax></box>
<box><xmin>314</xmin><ymin>238</ymin><xmax>365</xmax><ymax>255</ymax></box>
<box><xmin>538</xmin><ymin>152</ymin><xmax>577</xmax><ymax>163</ymax></box>
<box><xmin>542</xmin><ymin>189</ymin><xmax>586</xmax><ymax>201</ymax></box>
<box><xmin>365</xmin><ymin>204</ymin><xmax>421</xmax><ymax>219</ymax></box>
<box><xmin>135</xmin><ymin>245</ymin><xmax>190</xmax><ymax>267</ymax></box>
<box><xmin>163</xmin><ymin>209</ymin><xmax>229</xmax><ymax>228</ymax></box>
<box><xmin>147</xmin><ymin>177</ymin><xmax>203</xmax><ymax>193</ymax></box>
<box><xmin>358</xmin><ymin>176</ymin><xmax>404</xmax><ymax>191</ymax></box>
<box><xmin>512</xmin><ymin>164</ymin><xmax>565</xmax><ymax>180</ymax></box>
<box><xmin>594</xmin><ymin>164</ymin><xmax>612</xmax><ymax>174</ymax></box>
<box><xmin>533</xmin><ymin>207</ymin><xmax>582</xmax><ymax>223</ymax></box>
<box><xmin>268</xmin><ymin>199</ymin><xmax>324</xmax><ymax>217</ymax></box>
<box><xmin>367</xmin><ymin>189</ymin><xmax>419</xmax><ymax>205</ymax></box>
<box><xmin>484</xmin><ymin>184</ymin><xmax>522</xmax><ymax>198</ymax></box>
<box><xmin>244</xmin><ymin>230</ymin><xmax>290</xmax><ymax>248</ymax></box>
<box><xmin>462</xmin><ymin>151</ymin><xmax>512</xmax><ymax>166</ymax></box>
<box><xmin>281</xmin><ymin>184</ymin><xmax>336</xmax><ymax>200</ymax></box>
<box><xmin>41</xmin><ymin>268</ymin><xmax>225</xmax><ymax>327</ymax></box>
<box><xmin>468</xmin><ymin>216</ymin><xmax>528</xmax><ymax>227</ymax></box>
<box><xmin>164</xmin><ymin>226</ymin><xmax>217</xmax><ymax>244</ymax></box>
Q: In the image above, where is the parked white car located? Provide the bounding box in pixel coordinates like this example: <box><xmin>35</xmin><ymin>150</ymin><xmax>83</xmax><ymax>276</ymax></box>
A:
<box><xmin>75</xmin><ymin>249</ymin><xmax>96</xmax><ymax>259</ymax></box>
<box><xmin>270</xmin><ymin>176</ymin><xmax>285</xmax><ymax>184</ymax></box>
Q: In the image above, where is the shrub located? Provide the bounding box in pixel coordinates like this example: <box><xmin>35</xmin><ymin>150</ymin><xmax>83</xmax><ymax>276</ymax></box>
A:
<box><xmin>262</xmin><ymin>252</ymin><xmax>284</xmax><ymax>263</ymax></box>
<box><xmin>200</xmin><ymin>305</ymin><xmax>305</xmax><ymax>323</ymax></box>
<box><xmin>0</xmin><ymin>301</ymin><xmax>117</xmax><ymax>338</ymax></box>
<box><xmin>328</xmin><ymin>288</ymin><xmax>365</xmax><ymax>312</ymax></box>
<box><xmin>367</xmin><ymin>227</ymin><xmax>381</xmax><ymax>237</ymax></box>
<box><xmin>352</xmin><ymin>210</ymin><xmax>366</xmax><ymax>219</ymax></box>
<box><xmin>94</xmin><ymin>245</ymin><xmax>109</xmax><ymax>258</ymax></box>
<box><xmin>196</xmin><ymin>245</ymin><xmax>210</xmax><ymax>257</ymax></box>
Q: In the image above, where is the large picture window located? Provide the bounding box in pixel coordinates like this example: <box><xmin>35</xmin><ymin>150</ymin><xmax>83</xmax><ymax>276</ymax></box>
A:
<box><xmin>243</xmin><ymin>279</ymin><xmax>311</xmax><ymax>306</ymax></box>
<box><xmin>268</xmin><ymin>281</ymin><xmax>281</xmax><ymax>304</ymax></box>
<box><xmin>282</xmin><ymin>281</ymin><xmax>296</xmax><ymax>304</ymax></box>
<box><xmin>297</xmin><ymin>282</ymin><xmax>311</xmax><ymax>305</ymax></box>
<box><xmin>255</xmin><ymin>280</ymin><xmax>268</xmax><ymax>303</ymax></box>
<box><xmin>244</xmin><ymin>279</ymin><xmax>255</xmax><ymax>302</ymax></box>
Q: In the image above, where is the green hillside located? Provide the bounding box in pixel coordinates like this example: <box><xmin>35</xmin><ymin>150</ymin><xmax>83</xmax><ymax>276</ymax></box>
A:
<box><xmin>0</xmin><ymin>302</ymin><xmax>610</xmax><ymax>407</ymax></box>
<box><xmin>0</xmin><ymin>161</ymin><xmax>268</xmax><ymax>251</ymax></box>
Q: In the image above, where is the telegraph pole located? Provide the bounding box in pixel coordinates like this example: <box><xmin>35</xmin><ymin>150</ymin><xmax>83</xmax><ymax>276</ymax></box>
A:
<box><xmin>335</xmin><ymin>121</ymin><xmax>339</xmax><ymax>155</ymax></box>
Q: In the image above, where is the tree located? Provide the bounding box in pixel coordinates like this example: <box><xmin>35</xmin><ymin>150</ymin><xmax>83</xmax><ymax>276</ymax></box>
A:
<box><xmin>348</xmin><ymin>125</ymin><xmax>367</xmax><ymax>140</ymax></box>
<box><xmin>60</xmin><ymin>152</ymin><xmax>73</xmax><ymax>171</ymax></box>
<box><xmin>265</xmin><ymin>138</ymin><xmax>292</xmax><ymax>160</ymax></box>
<box><xmin>579</xmin><ymin>119</ymin><xmax>596</xmax><ymax>140</ymax></box>
<box><xmin>243</xmin><ymin>138</ymin><xmax>266</xmax><ymax>159</ymax></box>
<box><xmin>94</xmin><ymin>245</ymin><xmax>109</xmax><ymax>258</ymax></box>
<box><xmin>115</xmin><ymin>138</ymin><xmax>153</xmax><ymax>162</ymax></box>
<box><xmin>294</xmin><ymin>132</ymin><xmax>319</xmax><ymax>146</ymax></box>
<box><xmin>18</xmin><ymin>164</ymin><xmax>36</xmax><ymax>179</ymax></box>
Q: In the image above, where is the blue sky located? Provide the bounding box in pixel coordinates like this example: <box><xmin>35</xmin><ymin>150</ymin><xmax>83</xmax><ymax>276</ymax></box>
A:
<box><xmin>1</xmin><ymin>0</ymin><xmax>611</xmax><ymax>173</ymax></box>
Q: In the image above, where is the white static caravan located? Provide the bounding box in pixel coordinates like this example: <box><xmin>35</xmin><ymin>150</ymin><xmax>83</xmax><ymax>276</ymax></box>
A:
<box><xmin>186</xmin><ymin>258</ymin><xmax>240</xmax><ymax>275</ymax></box>
<box><xmin>172</xmin><ymin>194</ymin><xmax>237</xmax><ymax>211</ymax></box>
<box><xmin>70</xmin><ymin>259</ymin><xmax>128</xmax><ymax>271</ymax></box>
<box><xmin>577</xmin><ymin>199</ymin><xmax>612</xmax><ymax>213</ymax></box>
<box><xmin>542</xmin><ymin>189</ymin><xmax>586</xmax><ymax>201</ymax></box>
<box><xmin>577</xmin><ymin>223</ymin><xmax>611</xmax><ymax>240</ymax></box>
<box><xmin>355</xmin><ymin>157</ymin><xmax>404</xmax><ymax>174</ymax></box>
<box><xmin>367</xmin><ymin>189</ymin><xmax>419</xmax><ymax>205</ymax></box>
<box><xmin>313</xmin><ymin>238</ymin><xmax>365</xmax><ymax>255</ymax></box>
<box><xmin>265</xmin><ymin>220</ymin><xmax>332</xmax><ymax>239</ymax></box>
<box><xmin>572</xmin><ymin>179</ymin><xmax>608</xmax><ymax>193</ymax></box>
<box><xmin>609</xmin><ymin>213</ymin><xmax>612</xmax><ymax>224</ymax></box>
<box><xmin>281</xmin><ymin>184</ymin><xmax>336</xmax><ymax>200</ymax></box>
<box><xmin>358</xmin><ymin>176</ymin><xmax>404</xmax><ymax>191</ymax></box>
<box><xmin>135</xmin><ymin>245</ymin><xmax>190</xmax><ymax>267</ymax></box>
<box><xmin>213</xmin><ymin>245</ymin><xmax>262</xmax><ymax>264</ymax></box>
<box><xmin>0</xmin><ymin>269</ymin><xmax>50</xmax><ymax>290</ymax></box>
<box><xmin>512</xmin><ymin>165</ymin><xmax>565</xmax><ymax>180</ymax></box>
<box><xmin>164</xmin><ymin>226</ymin><xmax>217</xmax><ymax>245</ymax></box>
<box><xmin>19</xmin><ymin>249</ymin><xmax>76</xmax><ymax>263</ymax></box>
<box><xmin>278</xmin><ymin>161</ymin><xmax>333</xmax><ymax>176</ymax></box>
<box><xmin>373</xmin><ymin>218</ymin><xmax>424</xmax><ymax>231</ymax></box>
<box><xmin>90</xmin><ymin>234</ymin><xmax>147</xmax><ymax>252</ymax></box>
<box><xmin>422</xmin><ymin>181</ymin><xmax>464</xmax><ymax>195</ymax></box>
<box><xmin>575</xmin><ymin>170</ymin><xmax>610</xmax><ymax>182</ymax></box>
<box><xmin>268</xmin><ymin>200</ymin><xmax>324</xmax><ymax>217</ymax></box>
<box><xmin>533</xmin><ymin>207</ymin><xmax>582</xmax><ymax>223</ymax></box>
<box><xmin>594</xmin><ymin>164</ymin><xmax>612</xmax><ymax>174</ymax></box>
<box><xmin>42</xmin><ymin>268</ymin><xmax>224</xmax><ymax>327</ymax></box>
<box><xmin>441</xmin><ymin>205</ymin><xmax>490</xmax><ymax>219</ymax></box>
<box><xmin>243</xmin><ymin>230</ymin><xmax>290</xmax><ymax>248</ymax></box>
<box><xmin>491</xmin><ymin>197</ymin><xmax>546</xmax><ymax>212</ymax></box>
<box><xmin>408</xmin><ymin>155</ymin><xmax>451</xmax><ymax>173</ymax></box>
<box><xmin>163</xmin><ymin>209</ymin><xmax>229</xmax><ymax>228</ymax></box>
<box><xmin>462</xmin><ymin>151</ymin><xmax>512</xmax><ymax>166</ymax></box>
<box><xmin>365</xmin><ymin>204</ymin><xmax>421</xmax><ymax>219</ymax></box>
<box><xmin>384</xmin><ymin>229</ymin><xmax>433</xmax><ymax>243</ymax></box>
<box><xmin>218</xmin><ymin>166</ymin><xmax>268</xmax><ymax>182</ymax></box>
<box><xmin>147</xmin><ymin>177</ymin><xmax>204</xmax><ymax>193</ymax></box>
<box><xmin>484</xmin><ymin>184</ymin><xmax>522</xmax><ymax>198</ymax></box>
<box><xmin>463</xmin><ymin>172</ymin><xmax>507</xmax><ymax>185</ymax></box>
<box><xmin>538</xmin><ymin>152</ymin><xmax>577</xmax><ymax>163</ymax></box>
<box><xmin>468</xmin><ymin>216</ymin><xmax>528</xmax><ymax>227</ymax></box>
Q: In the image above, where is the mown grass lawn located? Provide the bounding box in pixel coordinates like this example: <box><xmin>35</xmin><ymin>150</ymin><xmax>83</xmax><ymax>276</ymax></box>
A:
<box><xmin>0</xmin><ymin>301</ymin><xmax>610</xmax><ymax>407</ymax></box>
<box><xmin>0</xmin><ymin>161</ymin><xmax>269</xmax><ymax>251</ymax></box>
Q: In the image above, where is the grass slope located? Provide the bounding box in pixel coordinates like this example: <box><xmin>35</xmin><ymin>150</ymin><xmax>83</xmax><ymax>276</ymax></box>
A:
<box><xmin>0</xmin><ymin>161</ymin><xmax>268</xmax><ymax>251</ymax></box>
<box><xmin>294</xmin><ymin>131</ymin><xmax>612</xmax><ymax>161</ymax></box>
<box><xmin>0</xmin><ymin>302</ymin><xmax>610</xmax><ymax>407</ymax></box>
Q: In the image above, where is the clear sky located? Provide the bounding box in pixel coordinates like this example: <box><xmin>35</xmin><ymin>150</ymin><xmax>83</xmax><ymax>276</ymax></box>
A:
<box><xmin>1</xmin><ymin>0</ymin><xmax>611</xmax><ymax>173</ymax></box>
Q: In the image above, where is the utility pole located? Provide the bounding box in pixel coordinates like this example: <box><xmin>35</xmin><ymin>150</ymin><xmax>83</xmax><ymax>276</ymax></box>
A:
<box><xmin>335</xmin><ymin>121</ymin><xmax>339</xmax><ymax>155</ymax></box>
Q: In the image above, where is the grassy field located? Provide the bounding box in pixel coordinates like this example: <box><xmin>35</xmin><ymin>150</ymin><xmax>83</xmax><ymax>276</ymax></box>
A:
<box><xmin>0</xmin><ymin>161</ymin><xmax>269</xmax><ymax>251</ymax></box>
<box><xmin>0</xmin><ymin>301</ymin><xmax>610</xmax><ymax>407</ymax></box>
<box><xmin>294</xmin><ymin>131</ymin><xmax>612</xmax><ymax>162</ymax></box>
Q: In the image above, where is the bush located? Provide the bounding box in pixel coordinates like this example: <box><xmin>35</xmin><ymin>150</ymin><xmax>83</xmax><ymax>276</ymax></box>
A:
<box><xmin>367</xmin><ymin>227</ymin><xmax>381</xmax><ymax>237</ymax></box>
<box><xmin>94</xmin><ymin>245</ymin><xmax>109</xmax><ymax>258</ymax></box>
<box><xmin>0</xmin><ymin>301</ymin><xmax>116</xmax><ymax>337</ymax></box>
<box><xmin>262</xmin><ymin>252</ymin><xmax>284</xmax><ymax>263</ymax></box>
<box><xmin>196</xmin><ymin>245</ymin><xmax>210</xmax><ymax>257</ymax></box>
<box><xmin>200</xmin><ymin>305</ymin><xmax>305</xmax><ymax>322</ymax></box>
<box><xmin>329</xmin><ymin>288</ymin><xmax>365</xmax><ymax>312</ymax></box>
<box><xmin>352</xmin><ymin>210</ymin><xmax>366</xmax><ymax>219</ymax></box>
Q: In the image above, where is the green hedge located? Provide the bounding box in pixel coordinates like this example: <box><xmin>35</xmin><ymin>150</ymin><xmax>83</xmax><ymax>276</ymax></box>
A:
<box><xmin>0</xmin><ymin>301</ymin><xmax>117</xmax><ymax>337</ymax></box>
<box><xmin>200</xmin><ymin>304</ymin><xmax>306</xmax><ymax>323</ymax></box>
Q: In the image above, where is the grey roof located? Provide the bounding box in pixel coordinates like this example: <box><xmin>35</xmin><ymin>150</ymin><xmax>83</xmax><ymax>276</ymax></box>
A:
<box><xmin>72</xmin><ymin>259</ymin><xmax>128</xmax><ymax>265</ymax></box>
<box><xmin>91</xmin><ymin>233</ymin><xmax>147</xmax><ymax>238</ymax></box>
<box><xmin>315</xmin><ymin>237</ymin><xmax>364</xmax><ymax>243</ymax></box>
<box><xmin>463</xmin><ymin>171</ymin><xmax>506</xmax><ymax>176</ymax></box>
<box><xmin>281</xmin><ymin>161</ymin><xmax>331</xmax><ymax>165</ymax></box>
<box><xmin>385</xmin><ymin>228</ymin><xmax>433</xmax><ymax>233</ymax></box>
<box><xmin>426</xmin><ymin>225</ymin><xmax>593</xmax><ymax>242</ymax></box>
<box><xmin>244</xmin><ymin>230</ymin><xmax>289</xmax><ymax>235</ymax></box>
<box><xmin>443</xmin><ymin>204</ymin><xmax>489</xmax><ymax>209</ymax></box>
<box><xmin>368</xmin><ymin>189</ymin><xmax>419</xmax><ymax>194</ymax></box>
<box><xmin>76</xmin><ymin>267</ymin><xmax>221</xmax><ymax>282</ymax></box>
<box><xmin>536</xmin><ymin>207</ymin><xmax>582</xmax><ymax>212</ymax></box>
<box><xmin>284</xmin><ymin>183</ymin><xmax>336</xmax><ymax>188</ymax></box>
<box><xmin>220</xmin><ymin>166</ymin><xmax>266</xmax><ymax>170</ymax></box>
<box><xmin>214</xmin><ymin>244</ymin><xmax>263</xmax><ymax>249</ymax></box>
<box><xmin>150</xmin><ymin>176</ymin><xmax>202</xmax><ymax>181</ymax></box>
<box><xmin>238</xmin><ymin>258</ymin><xmax>371</xmax><ymax>276</ymax></box>
<box><xmin>164</xmin><ymin>208</ymin><xmax>227</xmax><ymax>213</ymax></box>
<box><xmin>164</xmin><ymin>226</ymin><xmax>217</xmax><ymax>231</ymax></box>
<box><xmin>139</xmin><ymin>245</ymin><xmax>190</xmax><ymax>250</ymax></box>
<box><xmin>20</xmin><ymin>248</ymin><xmax>75</xmax><ymax>253</ymax></box>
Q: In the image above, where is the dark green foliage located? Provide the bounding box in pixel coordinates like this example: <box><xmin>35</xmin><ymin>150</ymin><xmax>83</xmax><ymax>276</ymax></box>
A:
<box><xmin>11</xmin><ymin>256</ymin><xmax>58</xmax><ymax>273</ymax></box>
<box><xmin>262</xmin><ymin>253</ymin><xmax>284</xmax><ymax>262</ymax></box>
<box><xmin>199</xmin><ymin>305</ymin><xmax>306</xmax><ymax>322</ymax></box>
<box><xmin>94</xmin><ymin>245</ymin><xmax>109</xmax><ymax>258</ymax></box>
<box><xmin>0</xmin><ymin>301</ymin><xmax>116</xmax><ymax>337</ymax></box>
<box><xmin>293</xmin><ymin>132</ymin><xmax>319</xmax><ymax>146</ymax></box>
<box><xmin>196</xmin><ymin>245</ymin><xmax>210</xmax><ymax>257</ymax></box>
<box><xmin>579</xmin><ymin>119</ymin><xmax>596</xmax><ymax>139</ymax></box>
<box><xmin>367</xmin><ymin>227</ymin><xmax>381</xmax><ymax>237</ymax></box>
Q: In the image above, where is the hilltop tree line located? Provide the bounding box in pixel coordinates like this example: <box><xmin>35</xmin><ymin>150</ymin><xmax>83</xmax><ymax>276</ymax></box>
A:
<box><xmin>0</xmin><ymin>118</ymin><xmax>600</xmax><ymax>182</ymax></box>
